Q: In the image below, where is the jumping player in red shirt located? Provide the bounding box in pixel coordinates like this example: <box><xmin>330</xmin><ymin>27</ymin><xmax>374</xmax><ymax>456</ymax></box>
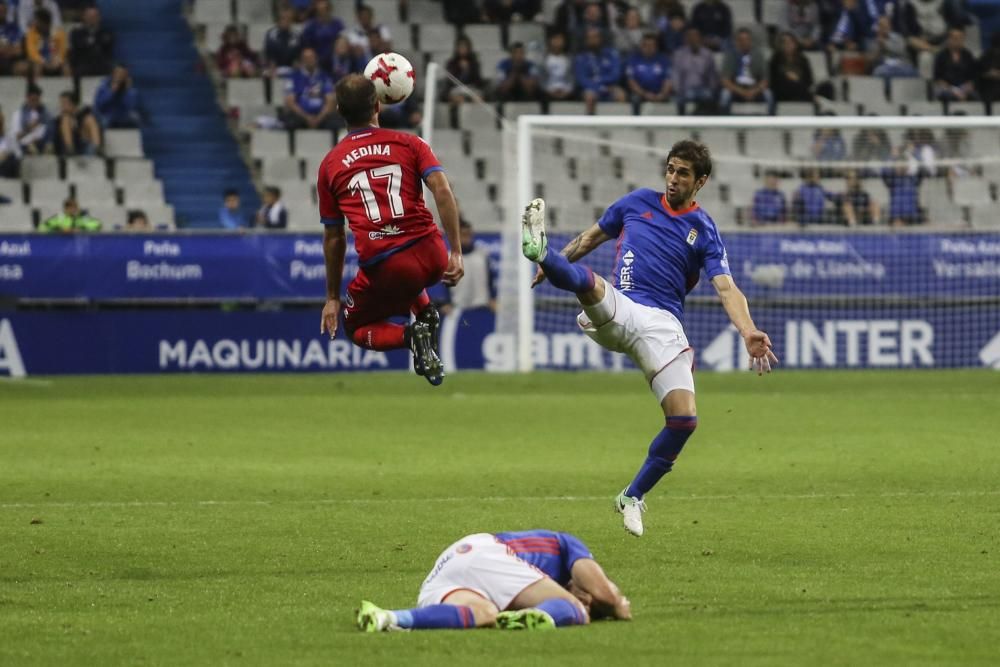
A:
<box><xmin>318</xmin><ymin>74</ymin><xmax>464</xmax><ymax>385</ymax></box>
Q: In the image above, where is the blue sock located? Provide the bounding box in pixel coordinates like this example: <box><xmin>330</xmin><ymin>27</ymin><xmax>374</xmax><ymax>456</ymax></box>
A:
<box><xmin>625</xmin><ymin>416</ymin><xmax>698</xmax><ymax>499</ymax></box>
<box><xmin>535</xmin><ymin>598</ymin><xmax>587</xmax><ymax>627</ymax></box>
<box><xmin>391</xmin><ymin>605</ymin><xmax>475</xmax><ymax>629</ymax></box>
<box><xmin>539</xmin><ymin>251</ymin><xmax>595</xmax><ymax>293</ymax></box>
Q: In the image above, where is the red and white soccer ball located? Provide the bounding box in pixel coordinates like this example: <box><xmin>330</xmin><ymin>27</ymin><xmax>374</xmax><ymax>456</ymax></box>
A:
<box><xmin>364</xmin><ymin>52</ymin><xmax>415</xmax><ymax>105</ymax></box>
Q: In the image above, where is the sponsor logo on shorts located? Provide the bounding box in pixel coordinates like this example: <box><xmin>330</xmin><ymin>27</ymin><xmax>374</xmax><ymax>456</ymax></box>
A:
<box><xmin>687</xmin><ymin>229</ymin><xmax>698</xmax><ymax>245</ymax></box>
<box><xmin>456</xmin><ymin>543</ymin><xmax>472</xmax><ymax>554</ymax></box>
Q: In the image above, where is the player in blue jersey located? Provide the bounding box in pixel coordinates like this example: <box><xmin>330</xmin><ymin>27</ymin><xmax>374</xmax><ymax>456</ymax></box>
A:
<box><xmin>521</xmin><ymin>139</ymin><xmax>778</xmax><ymax>537</ymax></box>
<box><xmin>356</xmin><ymin>530</ymin><xmax>631</xmax><ymax>631</ymax></box>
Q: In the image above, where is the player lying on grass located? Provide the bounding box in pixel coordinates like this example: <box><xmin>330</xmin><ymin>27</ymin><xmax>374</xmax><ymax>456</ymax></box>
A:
<box><xmin>522</xmin><ymin>139</ymin><xmax>778</xmax><ymax>537</ymax></box>
<box><xmin>318</xmin><ymin>74</ymin><xmax>464</xmax><ymax>386</ymax></box>
<box><xmin>357</xmin><ymin>529</ymin><xmax>631</xmax><ymax>631</ymax></box>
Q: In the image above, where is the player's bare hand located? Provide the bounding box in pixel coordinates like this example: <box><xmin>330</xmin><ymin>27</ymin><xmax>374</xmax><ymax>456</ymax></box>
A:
<box><xmin>614</xmin><ymin>596</ymin><xmax>632</xmax><ymax>621</ymax></box>
<box><xmin>320</xmin><ymin>298</ymin><xmax>340</xmax><ymax>339</ymax></box>
<box><xmin>530</xmin><ymin>266</ymin><xmax>547</xmax><ymax>288</ymax></box>
<box><xmin>743</xmin><ymin>329</ymin><xmax>779</xmax><ymax>375</ymax></box>
<box><xmin>443</xmin><ymin>251</ymin><xmax>464</xmax><ymax>287</ymax></box>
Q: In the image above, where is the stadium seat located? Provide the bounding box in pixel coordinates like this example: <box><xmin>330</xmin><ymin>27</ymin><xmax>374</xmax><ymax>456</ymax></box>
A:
<box><xmin>844</xmin><ymin>76</ymin><xmax>885</xmax><ymax>103</ymax></box>
<box><xmin>501</xmin><ymin>101</ymin><xmax>542</xmax><ymax>121</ymax></box>
<box><xmin>969</xmin><ymin>204</ymin><xmax>997</xmax><ymax>229</ymax></box>
<box><xmin>917</xmin><ymin>50</ymin><xmax>935</xmax><ymax>79</ymax></box>
<box><xmin>743</xmin><ymin>129</ymin><xmax>786</xmax><ymax>159</ymax></box>
<box><xmin>761</xmin><ymin>0</ymin><xmax>785</xmax><ymax>26</ymax></box>
<box><xmin>731</xmin><ymin>0</ymin><xmax>758</xmax><ymax>26</ymax></box>
<box><xmin>235</xmin><ymin>0</ymin><xmax>273</xmax><ymax>23</ymax></box>
<box><xmin>227</xmin><ymin>78</ymin><xmax>267</xmax><ymax>109</ymax></box>
<box><xmin>65</xmin><ymin>157</ymin><xmax>107</xmax><ymax>182</ymax></box>
<box><xmin>30</xmin><ymin>179</ymin><xmax>70</xmax><ymax>205</ymax></box>
<box><xmin>122</xmin><ymin>180</ymin><xmax>166</xmax><ymax>207</ymax></box>
<box><xmin>458</xmin><ymin>103</ymin><xmax>500</xmax><ymax>131</ymax></box>
<box><xmin>407</xmin><ymin>0</ymin><xmax>445</xmax><ymax>22</ymax></box>
<box><xmin>0</xmin><ymin>179</ymin><xmax>25</xmax><ymax>203</ymax></box>
<box><xmin>725</xmin><ymin>177</ymin><xmax>758</xmax><ymax>206</ymax></box>
<box><xmin>905</xmin><ymin>101</ymin><xmax>944</xmax><ymax>116</ymax></box>
<box><xmin>890</xmin><ymin>77</ymin><xmax>928</xmax><ymax>102</ymax></box>
<box><xmin>920</xmin><ymin>179</ymin><xmax>953</xmax><ymax>223</ymax></box>
<box><xmin>114</xmin><ymin>158</ymin><xmax>156</xmax><ymax>184</ymax></box>
<box><xmin>462</xmin><ymin>25</ymin><xmax>502</xmax><ymax>52</ymax></box>
<box><xmin>730</xmin><ymin>102</ymin><xmax>770</xmax><ymax>116</ymax></box>
<box><xmin>86</xmin><ymin>204</ymin><xmax>128</xmax><ymax>229</ymax></box>
<box><xmin>419</xmin><ymin>24</ymin><xmax>455</xmax><ymax>51</ymax></box>
<box><xmin>816</xmin><ymin>99</ymin><xmax>859</xmax><ymax>115</ymax></box>
<box><xmin>141</xmin><ymin>203</ymin><xmax>177</xmax><ymax>229</ymax></box>
<box><xmin>548</xmin><ymin>101</ymin><xmax>589</xmax><ymax>115</ymax></box>
<box><xmin>787</xmin><ymin>128</ymin><xmax>816</xmax><ymax>159</ymax></box>
<box><xmin>261</xmin><ymin>156</ymin><xmax>302</xmax><ymax>183</ymax></box>
<box><xmin>952</xmin><ymin>178</ymin><xmax>992</xmax><ymax>206</ymax></box>
<box><xmin>968</xmin><ymin>129</ymin><xmax>1000</xmax><ymax>156</ymax></box>
<box><xmin>293</xmin><ymin>129</ymin><xmax>336</xmax><ymax>157</ymax></box>
<box><xmin>776</xmin><ymin>101</ymin><xmax>816</xmax><ymax>116</ymax></box>
<box><xmin>507</xmin><ymin>22</ymin><xmax>546</xmax><ymax>48</ymax></box>
<box><xmin>193</xmin><ymin>1</ymin><xmax>232</xmax><ymax>23</ymax></box>
<box><xmin>478</xmin><ymin>49</ymin><xmax>509</xmax><ymax>80</ymax></box>
<box><xmin>247</xmin><ymin>23</ymin><xmax>270</xmax><ymax>53</ymax></box>
<box><xmin>0</xmin><ymin>77</ymin><xmax>26</xmax><ymax>104</ymax></box>
<box><xmin>697</xmin><ymin>129</ymin><xmax>740</xmax><ymax>156</ymax></box>
<box><xmin>389</xmin><ymin>26</ymin><xmax>415</xmax><ymax>53</ymax></box>
<box><xmin>595</xmin><ymin>102</ymin><xmax>633</xmax><ymax>116</ymax></box>
<box><xmin>0</xmin><ymin>204</ymin><xmax>33</xmax><ymax>230</ymax></box>
<box><xmin>367</xmin><ymin>0</ymin><xmax>401</xmax><ymax>22</ymax></box>
<box><xmin>202</xmin><ymin>22</ymin><xmax>231</xmax><ymax>52</ymax></box>
<box><xmin>105</xmin><ymin>129</ymin><xmax>144</xmax><ymax>158</ymax></box>
<box><xmin>21</xmin><ymin>156</ymin><xmax>60</xmax><ymax>181</ymax></box>
<box><xmin>251</xmin><ymin>129</ymin><xmax>290</xmax><ymax>158</ymax></box>
<box><xmin>36</xmin><ymin>76</ymin><xmax>73</xmax><ymax>110</ymax></box>
<box><xmin>79</xmin><ymin>76</ymin><xmax>103</xmax><ymax>107</ymax></box>
<box><xmin>278</xmin><ymin>181</ymin><xmax>317</xmax><ymax>205</ymax></box>
<box><xmin>946</xmin><ymin>101</ymin><xmax>986</xmax><ymax>116</ymax></box>
<box><xmin>286</xmin><ymin>201</ymin><xmax>318</xmax><ymax>231</ymax></box>
<box><xmin>74</xmin><ymin>180</ymin><xmax>117</xmax><ymax>204</ymax></box>
<box><xmin>639</xmin><ymin>102</ymin><xmax>678</xmax><ymax>116</ymax></box>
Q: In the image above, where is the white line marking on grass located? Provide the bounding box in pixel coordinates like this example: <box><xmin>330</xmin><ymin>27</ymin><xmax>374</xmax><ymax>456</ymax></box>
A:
<box><xmin>1</xmin><ymin>489</ymin><xmax>999</xmax><ymax>510</ymax></box>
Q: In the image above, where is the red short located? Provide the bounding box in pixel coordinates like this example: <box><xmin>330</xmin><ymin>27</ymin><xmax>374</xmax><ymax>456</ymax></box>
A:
<box><xmin>342</xmin><ymin>232</ymin><xmax>447</xmax><ymax>334</ymax></box>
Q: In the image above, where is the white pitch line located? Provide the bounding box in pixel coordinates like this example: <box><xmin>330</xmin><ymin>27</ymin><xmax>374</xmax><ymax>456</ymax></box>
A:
<box><xmin>1</xmin><ymin>489</ymin><xmax>999</xmax><ymax>510</ymax></box>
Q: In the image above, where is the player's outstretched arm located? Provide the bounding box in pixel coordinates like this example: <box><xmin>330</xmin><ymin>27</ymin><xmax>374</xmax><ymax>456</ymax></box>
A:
<box><xmin>531</xmin><ymin>223</ymin><xmax>612</xmax><ymax>288</ymax></box>
<box><xmin>569</xmin><ymin>558</ymin><xmax>632</xmax><ymax>621</ymax></box>
<box><xmin>711</xmin><ymin>274</ymin><xmax>779</xmax><ymax>375</ymax></box>
<box><xmin>426</xmin><ymin>171</ymin><xmax>464</xmax><ymax>287</ymax></box>
<box><xmin>320</xmin><ymin>224</ymin><xmax>347</xmax><ymax>339</ymax></box>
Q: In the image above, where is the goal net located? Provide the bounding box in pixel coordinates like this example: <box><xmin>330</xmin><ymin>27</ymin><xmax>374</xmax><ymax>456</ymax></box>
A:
<box><xmin>502</xmin><ymin>115</ymin><xmax>1000</xmax><ymax>373</ymax></box>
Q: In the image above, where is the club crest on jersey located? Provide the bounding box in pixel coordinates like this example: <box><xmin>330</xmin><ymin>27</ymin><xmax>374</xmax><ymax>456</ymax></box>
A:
<box><xmin>686</xmin><ymin>229</ymin><xmax>698</xmax><ymax>245</ymax></box>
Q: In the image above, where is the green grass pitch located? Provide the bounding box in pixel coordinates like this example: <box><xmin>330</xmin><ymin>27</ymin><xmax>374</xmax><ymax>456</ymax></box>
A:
<box><xmin>2</xmin><ymin>371</ymin><xmax>999</xmax><ymax>666</ymax></box>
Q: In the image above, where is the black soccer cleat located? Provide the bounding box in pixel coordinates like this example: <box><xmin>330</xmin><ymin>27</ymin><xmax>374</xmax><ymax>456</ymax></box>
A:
<box><xmin>407</xmin><ymin>321</ymin><xmax>444</xmax><ymax>386</ymax></box>
<box><xmin>416</xmin><ymin>305</ymin><xmax>441</xmax><ymax>356</ymax></box>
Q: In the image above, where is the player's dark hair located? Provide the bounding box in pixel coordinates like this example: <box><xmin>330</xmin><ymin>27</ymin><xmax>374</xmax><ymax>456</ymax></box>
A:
<box><xmin>265</xmin><ymin>186</ymin><xmax>282</xmax><ymax>199</ymax></box>
<box><xmin>667</xmin><ymin>140</ymin><xmax>712</xmax><ymax>179</ymax></box>
<box><xmin>60</xmin><ymin>90</ymin><xmax>79</xmax><ymax>105</ymax></box>
<box><xmin>336</xmin><ymin>73</ymin><xmax>378</xmax><ymax>127</ymax></box>
<box><xmin>223</xmin><ymin>188</ymin><xmax>239</xmax><ymax>198</ymax></box>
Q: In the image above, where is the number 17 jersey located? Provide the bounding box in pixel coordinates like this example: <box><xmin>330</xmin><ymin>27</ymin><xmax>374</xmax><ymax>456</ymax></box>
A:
<box><xmin>317</xmin><ymin>127</ymin><xmax>444</xmax><ymax>267</ymax></box>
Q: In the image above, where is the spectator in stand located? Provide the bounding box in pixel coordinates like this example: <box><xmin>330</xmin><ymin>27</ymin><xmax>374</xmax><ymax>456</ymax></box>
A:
<box><xmin>690</xmin><ymin>0</ymin><xmax>732</xmax><ymax>51</ymax></box>
<box><xmin>625</xmin><ymin>33</ymin><xmax>672</xmax><ymax>112</ymax></box>
<box><xmin>574</xmin><ymin>27</ymin><xmax>625</xmax><ymax>114</ymax></box>
<box><xmin>812</xmin><ymin>126</ymin><xmax>846</xmax><ymax>161</ymax></box>
<box><xmin>902</xmin><ymin>127</ymin><xmax>937</xmax><ymax>175</ymax></box>
<box><xmin>25</xmin><ymin>8</ymin><xmax>68</xmax><ymax>76</ymax></box>
<box><xmin>0</xmin><ymin>3</ymin><xmax>28</xmax><ymax>76</ymax></box>
<box><xmin>979</xmin><ymin>32</ymin><xmax>1000</xmax><ymax>104</ymax></box>
<box><xmin>345</xmin><ymin>4</ymin><xmax>392</xmax><ymax>62</ymax></box>
<box><xmin>95</xmin><ymin>65</ymin><xmax>144</xmax><ymax>128</ymax></box>
<box><xmin>672</xmin><ymin>27</ymin><xmax>718</xmax><ymax>114</ymax></box>
<box><xmin>933</xmin><ymin>27</ymin><xmax>978</xmax><ymax>102</ymax></box>
<box><xmin>894</xmin><ymin>0</ymin><xmax>943</xmax><ymax>53</ymax></box>
<box><xmin>53</xmin><ymin>91</ymin><xmax>101</xmax><ymax>157</ymax></box>
<box><xmin>555</xmin><ymin>0</ymin><xmax>606</xmax><ymax>45</ymax></box>
<box><xmin>443</xmin><ymin>36</ymin><xmax>484</xmax><ymax>107</ymax></box>
<box><xmin>852</xmin><ymin>126</ymin><xmax>892</xmax><ymax>161</ymax></box>
<box><xmin>330</xmin><ymin>35</ymin><xmax>360</xmax><ymax>82</ymax></box>
<box><xmin>17</xmin><ymin>0</ymin><xmax>61</xmax><ymax>35</ymax></box>
<box><xmin>649</xmin><ymin>0</ymin><xmax>686</xmax><ymax>26</ymax></box>
<box><xmin>41</xmin><ymin>197</ymin><xmax>102</xmax><ymax>233</ymax></box>
<box><xmin>751</xmin><ymin>171</ymin><xmax>787</xmax><ymax>225</ymax></box>
<box><xmin>784</xmin><ymin>0</ymin><xmax>821</xmax><ymax>50</ymax></box>
<box><xmin>443</xmin><ymin>220</ymin><xmax>495</xmax><ymax>313</ymax></box>
<box><xmin>792</xmin><ymin>167</ymin><xmax>835</xmax><ymax>224</ymax></box>
<box><xmin>12</xmin><ymin>84</ymin><xmax>49</xmax><ymax>154</ymax></box>
<box><xmin>839</xmin><ymin>169</ymin><xmax>880</xmax><ymax>225</ymax></box>
<box><xmin>300</xmin><ymin>0</ymin><xmax>344</xmax><ymax>66</ymax></box>
<box><xmin>0</xmin><ymin>109</ymin><xmax>20</xmax><ymax>178</ymax></box>
<box><xmin>569</xmin><ymin>1</ymin><xmax>612</xmax><ymax>52</ymax></box>
<box><xmin>378</xmin><ymin>92</ymin><xmax>422</xmax><ymax>128</ymax></box>
<box><xmin>495</xmin><ymin>42</ymin><xmax>541</xmax><ymax>102</ymax></box>
<box><xmin>882</xmin><ymin>159</ymin><xmax>923</xmax><ymax>226</ymax></box>
<box><xmin>264</xmin><ymin>7</ymin><xmax>302</xmax><ymax>76</ymax></box>
<box><xmin>69</xmin><ymin>6</ymin><xmax>113</xmax><ymax>77</ymax></box>
<box><xmin>770</xmin><ymin>32</ymin><xmax>815</xmax><ymax>103</ymax></box>
<box><xmin>967</xmin><ymin>0</ymin><xmax>1000</xmax><ymax>53</ymax></box>
<box><xmin>281</xmin><ymin>47</ymin><xmax>339</xmax><ymax>130</ymax></box>
<box><xmin>541</xmin><ymin>32</ymin><xmax>575</xmax><ymax>102</ymax></box>
<box><xmin>366</xmin><ymin>27</ymin><xmax>390</xmax><ymax>57</ymax></box>
<box><xmin>828</xmin><ymin>0</ymin><xmax>868</xmax><ymax>52</ymax></box>
<box><xmin>217</xmin><ymin>25</ymin><xmax>259</xmax><ymax>78</ymax></box>
<box><xmin>284</xmin><ymin>0</ymin><xmax>313</xmax><ymax>23</ymax></box>
<box><xmin>657</xmin><ymin>8</ymin><xmax>687</xmax><ymax>53</ymax></box>
<box><xmin>615</xmin><ymin>7</ymin><xmax>646</xmax><ymax>53</ymax></box>
<box><xmin>442</xmin><ymin>0</ymin><xmax>484</xmax><ymax>25</ymax></box>
<box><xmin>868</xmin><ymin>15</ymin><xmax>919</xmax><ymax>79</ymax></box>
<box><xmin>219</xmin><ymin>189</ymin><xmax>246</xmax><ymax>229</ymax></box>
<box><xmin>126</xmin><ymin>210</ymin><xmax>152</xmax><ymax>232</ymax></box>
<box><xmin>719</xmin><ymin>28</ymin><xmax>774</xmax><ymax>114</ymax></box>
<box><xmin>254</xmin><ymin>186</ymin><xmax>288</xmax><ymax>229</ymax></box>
<box><xmin>483</xmin><ymin>0</ymin><xmax>542</xmax><ymax>23</ymax></box>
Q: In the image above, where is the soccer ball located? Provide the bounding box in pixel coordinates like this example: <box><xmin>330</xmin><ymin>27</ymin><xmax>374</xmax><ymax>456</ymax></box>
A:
<box><xmin>364</xmin><ymin>52</ymin><xmax>415</xmax><ymax>105</ymax></box>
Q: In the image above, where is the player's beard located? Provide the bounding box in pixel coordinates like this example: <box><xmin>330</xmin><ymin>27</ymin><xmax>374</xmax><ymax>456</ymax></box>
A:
<box><xmin>666</xmin><ymin>183</ymin><xmax>696</xmax><ymax>210</ymax></box>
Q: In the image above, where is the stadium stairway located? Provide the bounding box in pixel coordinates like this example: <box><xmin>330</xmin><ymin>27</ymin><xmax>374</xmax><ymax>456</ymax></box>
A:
<box><xmin>98</xmin><ymin>0</ymin><xmax>259</xmax><ymax>227</ymax></box>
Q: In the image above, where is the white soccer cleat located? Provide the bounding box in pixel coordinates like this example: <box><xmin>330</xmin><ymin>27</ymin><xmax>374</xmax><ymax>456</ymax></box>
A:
<box><xmin>615</xmin><ymin>490</ymin><xmax>647</xmax><ymax>537</ymax></box>
<box><xmin>521</xmin><ymin>198</ymin><xmax>548</xmax><ymax>262</ymax></box>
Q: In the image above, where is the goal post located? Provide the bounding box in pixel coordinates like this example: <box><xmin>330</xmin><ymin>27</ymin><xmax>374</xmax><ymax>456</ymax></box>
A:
<box><xmin>509</xmin><ymin>114</ymin><xmax>1000</xmax><ymax>373</ymax></box>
